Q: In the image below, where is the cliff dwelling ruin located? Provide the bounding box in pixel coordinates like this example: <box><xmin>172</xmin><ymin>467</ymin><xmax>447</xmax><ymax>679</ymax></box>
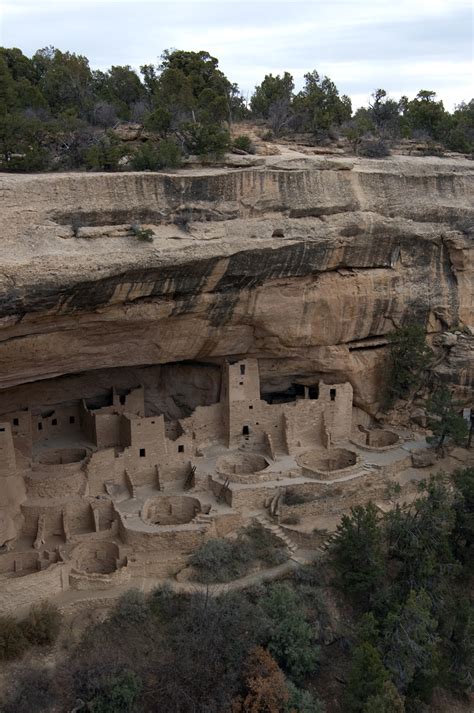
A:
<box><xmin>0</xmin><ymin>355</ymin><xmax>466</xmax><ymax>613</ymax></box>
<box><xmin>0</xmin><ymin>153</ymin><xmax>473</xmax><ymax>613</ymax></box>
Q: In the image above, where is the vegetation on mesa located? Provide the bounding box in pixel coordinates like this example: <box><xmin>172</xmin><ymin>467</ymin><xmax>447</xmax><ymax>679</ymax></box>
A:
<box><xmin>0</xmin><ymin>46</ymin><xmax>473</xmax><ymax>172</ymax></box>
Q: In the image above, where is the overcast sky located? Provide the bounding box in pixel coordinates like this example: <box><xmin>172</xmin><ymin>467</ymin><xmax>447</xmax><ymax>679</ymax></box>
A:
<box><xmin>1</xmin><ymin>0</ymin><xmax>473</xmax><ymax>110</ymax></box>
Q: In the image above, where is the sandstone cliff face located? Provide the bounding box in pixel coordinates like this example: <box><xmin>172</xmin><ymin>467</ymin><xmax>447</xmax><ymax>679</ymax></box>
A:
<box><xmin>0</xmin><ymin>154</ymin><xmax>472</xmax><ymax>413</ymax></box>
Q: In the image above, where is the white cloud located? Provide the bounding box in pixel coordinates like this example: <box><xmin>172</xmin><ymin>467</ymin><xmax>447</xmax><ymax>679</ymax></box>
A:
<box><xmin>1</xmin><ymin>0</ymin><xmax>472</xmax><ymax>110</ymax></box>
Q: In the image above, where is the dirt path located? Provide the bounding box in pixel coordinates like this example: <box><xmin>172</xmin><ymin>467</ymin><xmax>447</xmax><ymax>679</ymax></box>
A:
<box><xmin>56</xmin><ymin>558</ymin><xmax>303</xmax><ymax>615</ymax></box>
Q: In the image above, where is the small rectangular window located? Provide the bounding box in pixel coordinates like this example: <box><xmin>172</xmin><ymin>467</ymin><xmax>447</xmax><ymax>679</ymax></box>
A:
<box><xmin>52</xmin><ymin>418</ymin><xmax>57</xmax><ymax>426</ymax></box>
<box><xmin>330</xmin><ymin>388</ymin><xmax>336</xmax><ymax>401</ymax></box>
<box><xmin>240</xmin><ymin>364</ymin><xmax>245</xmax><ymax>375</ymax></box>
<box><xmin>38</xmin><ymin>422</ymin><xmax>43</xmax><ymax>431</ymax></box>
<box><xmin>13</xmin><ymin>418</ymin><xmax>19</xmax><ymax>426</ymax></box>
<box><xmin>69</xmin><ymin>416</ymin><xmax>75</xmax><ymax>424</ymax></box>
<box><xmin>139</xmin><ymin>448</ymin><xmax>146</xmax><ymax>457</ymax></box>
<box><xmin>178</xmin><ymin>445</ymin><xmax>184</xmax><ymax>453</ymax></box>
<box><xmin>249</xmin><ymin>405</ymin><xmax>253</xmax><ymax>409</ymax></box>
<box><xmin>0</xmin><ymin>427</ymin><xmax>5</xmax><ymax>432</ymax></box>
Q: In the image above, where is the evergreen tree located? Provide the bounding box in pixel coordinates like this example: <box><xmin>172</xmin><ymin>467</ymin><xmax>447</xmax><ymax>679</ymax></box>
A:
<box><xmin>261</xmin><ymin>584</ymin><xmax>318</xmax><ymax>683</ymax></box>
<box><xmin>383</xmin><ymin>589</ymin><xmax>439</xmax><ymax>695</ymax></box>
<box><xmin>346</xmin><ymin>642</ymin><xmax>391</xmax><ymax>712</ymax></box>
<box><xmin>384</xmin><ymin>324</ymin><xmax>432</xmax><ymax>406</ymax></box>
<box><xmin>426</xmin><ymin>385</ymin><xmax>468</xmax><ymax>449</ymax></box>
<box><xmin>250</xmin><ymin>72</ymin><xmax>294</xmax><ymax>119</ymax></box>
<box><xmin>331</xmin><ymin>502</ymin><xmax>385</xmax><ymax>609</ymax></box>
<box><xmin>365</xmin><ymin>681</ymin><xmax>405</xmax><ymax>713</ymax></box>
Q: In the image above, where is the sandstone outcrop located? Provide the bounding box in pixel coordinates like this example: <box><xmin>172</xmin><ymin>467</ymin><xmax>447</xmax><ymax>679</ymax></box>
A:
<box><xmin>0</xmin><ymin>153</ymin><xmax>473</xmax><ymax>615</ymax></box>
<box><xmin>0</xmin><ymin>153</ymin><xmax>472</xmax><ymax>414</ymax></box>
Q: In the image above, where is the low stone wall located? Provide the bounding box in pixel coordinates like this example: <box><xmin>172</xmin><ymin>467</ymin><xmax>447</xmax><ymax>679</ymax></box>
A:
<box><xmin>25</xmin><ymin>469</ymin><xmax>86</xmax><ymax>498</ymax></box>
<box><xmin>0</xmin><ymin>562</ymin><xmax>70</xmax><ymax>616</ymax></box>
<box><xmin>118</xmin><ymin>518</ymin><xmax>210</xmax><ymax>553</ymax></box>
<box><xmin>297</xmin><ymin>448</ymin><xmax>359</xmax><ymax>479</ymax></box>
<box><xmin>69</xmin><ymin>564</ymin><xmax>131</xmax><ymax>590</ymax></box>
<box><xmin>279</xmin><ymin>473</ymin><xmax>388</xmax><ymax>523</ymax></box>
<box><xmin>351</xmin><ymin>429</ymin><xmax>400</xmax><ymax>452</ymax></box>
<box><xmin>72</xmin><ymin>540</ymin><xmax>120</xmax><ymax>574</ymax></box>
<box><xmin>141</xmin><ymin>495</ymin><xmax>201</xmax><ymax>526</ymax></box>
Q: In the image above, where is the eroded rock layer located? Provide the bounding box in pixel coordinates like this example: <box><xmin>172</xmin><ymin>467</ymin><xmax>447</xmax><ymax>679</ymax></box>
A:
<box><xmin>0</xmin><ymin>154</ymin><xmax>472</xmax><ymax>412</ymax></box>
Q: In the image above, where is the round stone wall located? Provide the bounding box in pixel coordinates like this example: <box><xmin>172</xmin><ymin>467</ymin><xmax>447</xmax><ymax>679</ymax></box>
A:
<box><xmin>141</xmin><ymin>495</ymin><xmax>201</xmax><ymax>526</ymax></box>
<box><xmin>216</xmin><ymin>453</ymin><xmax>271</xmax><ymax>483</ymax></box>
<box><xmin>297</xmin><ymin>448</ymin><xmax>359</xmax><ymax>479</ymax></box>
<box><xmin>351</xmin><ymin>429</ymin><xmax>400</xmax><ymax>451</ymax></box>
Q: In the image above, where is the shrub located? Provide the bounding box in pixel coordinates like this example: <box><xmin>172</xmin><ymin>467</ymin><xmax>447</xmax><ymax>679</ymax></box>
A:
<box><xmin>130</xmin><ymin>223</ymin><xmax>154</xmax><ymax>242</ymax></box>
<box><xmin>261</xmin><ymin>583</ymin><xmax>319</xmax><ymax>683</ymax></box>
<box><xmin>20</xmin><ymin>601</ymin><xmax>61</xmax><ymax>647</ymax></box>
<box><xmin>260</xmin><ymin>129</ymin><xmax>274</xmax><ymax>141</ymax></box>
<box><xmin>244</xmin><ymin>522</ymin><xmax>287</xmax><ymax>566</ymax></box>
<box><xmin>190</xmin><ymin>538</ymin><xmax>247</xmax><ymax>583</ymax></box>
<box><xmin>358</xmin><ymin>138</ymin><xmax>391</xmax><ymax>158</ymax></box>
<box><xmin>131</xmin><ymin>139</ymin><xmax>182</xmax><ymax>171</ymax></box>
<box><xmin>82</xmin><ymin>669</ymin><xmax>142</xmax><ymax>713</ymax></box>
<box><xmin>0</xmin><ymin>615</ymin><xmax>29</xmax><ymax>660</ymax></box>
<box><xmin>185</xmin><ymin>122</ymin><xmax>230</xmax><ymax>159</ymax></box>
<box><xmin>190</xmin><ymin>525</ymin><xmax>287</xmax><ymax>583</ymax></box>
<box><xmin>1</xmin><ymin>666</ymin><xmax>56</xmax><ymax>713</ymax></box>
<box><xmin>84</xmin><ymin>136</ymin><xmax>126</xmax><ymax>171</ymax></box>
<box><xmin>111</xmin><ymin>589</ymin><xmax>149</xmax><ymax>624</ymax></box>
<box><xmin>286</xmin><ymin>681</ymin><xmax>324</xmax><ymax>712</ymax></box>
<box><xmin>284</xmin><ymin>490</ymin><xmax>314</xmax><ymax>506</ymax></box>
<box><xmin>281</xmin><ymin>514</ymin><xmax>301</xmax><ymax>525</ymax></box>
<box><xmin>156</xmin><ymin>139</ymin><xmax>182</xmax><ymax>168</ymax></box>
<box><xmin>232</xmin><ymin>134</ymin><xmax>255</xmax><ymax>153</ymax></box>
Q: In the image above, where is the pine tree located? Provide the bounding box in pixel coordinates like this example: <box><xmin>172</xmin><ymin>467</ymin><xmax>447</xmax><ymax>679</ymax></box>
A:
<box><xmin>346</xmin><ymin>642</ymin><xmax>391</xmax><ymax>712</ymax></box>
<box><xmin>331</xmin><ymin>502</ymin><xmax>385</xmax><ymax>609</ymax></box>
<box><xmin>384</xmin><ymin>324</ymin><xmax>432</xmax><ymax>406</ymax></box>
<box><xmin>426</xmin><ymin>385</ymin><xmax>468</xmax><ymax>449</ymax></box>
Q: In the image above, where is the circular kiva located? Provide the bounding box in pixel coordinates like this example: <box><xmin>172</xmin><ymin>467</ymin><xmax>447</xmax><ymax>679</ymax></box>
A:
<box><xmin>297</xmin><ymin>448</ymin><xmax>359</xmax><ymax>479</ymax></box>
<box><xmin>141</xmin><ymin>495</ymin><xmax>201</xmax><ymax>526</ymax></box>
<box><xmin>352</xmin><ymin>428</ymin><xmax>400</xmax><ymax>451</ymax></box>
<box><xmin>216</xmin><ymin>453</ymin><xmax>271</xmax><ymax>483</ymax></box>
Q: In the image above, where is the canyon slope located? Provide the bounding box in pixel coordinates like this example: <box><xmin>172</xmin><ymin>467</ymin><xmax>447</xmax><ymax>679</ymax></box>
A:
<box><xmin>0</xmin><ymin>152</ymin><xmax>472</xmax><ymax>414</ymax></box>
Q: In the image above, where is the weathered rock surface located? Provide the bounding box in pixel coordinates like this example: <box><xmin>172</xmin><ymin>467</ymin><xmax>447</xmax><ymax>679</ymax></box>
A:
<box><xmin>0</xmin><ymin>154</ymin><xmax>472</xmax><ymax>413</ymax></box>
<box><xmin>411</xmin><ymin>448</ymin><xmax>437</xmax><ymax>468</ymax></box>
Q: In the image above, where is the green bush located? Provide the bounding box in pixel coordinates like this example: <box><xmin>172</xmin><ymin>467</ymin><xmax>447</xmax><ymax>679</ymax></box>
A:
<box><xmin>111</xmin><ymin>589</ymin><xmax>149</xmax><ymax>624</ymax></box>
<box><xmin>185</xmin><ymin>122</ymin><xmax>230</xmax><ymax>159</ymax></box>
<box><xmin>190</xmin><ymin>524</ymin><xmax>287</xmax><ymax>583</ymax></box>
<box><xmin>244</xmin><ymin>522</ymin><xmax>287</xmax><ymax>566</ymax></box>
<box><xmin>132</xmin><ymin>139</ymin><xmax>182</xmax><ymax>170</ymax></box>
<box><xmin>130</xmin><ymin>223</ymin><xmax>154</xmax><ymax>242</ymax></box>
<box><xmin>0</xmin><ymin>615</ymin><xmax>29</xmax><ymax>660</ymax></box>
<box><xmin>84</xmin><ymin>136</ymin><xmax>126</xmax><ymax>171</ymax></box>
<box><xmin>156</xmin><ymin>138</ymin><xmax>182</xmax><ymax>168</ymax></box>
<box><xmin>284</xmin><ymin>490</ymin><xmax>314</xmax><ymax>506</ymax></box>
<box><xmin>232</xmin><ymin>134</ymin><xmax>255</xmax><ymax>153</ymax></box>
<box><xmin>190</xmin><ymin>538</ymin><xmax>249</xmax><ymax>583</ymax></box>
<box><xmin>261</xmin><ymin>583</ymin><xmax>319</xmax><ymax>683</ymax></box>
<box><xmin>358</xmin><ymin>138</ymin><xmax>391</xmax><ymax>158</ymax></box>
<box><xmin>20</xmin><ymin>601</ymin><xmax>61</xmax><ymax>646</ymax></box>
<box><xmin>86</xmin><ymin>670</ymin><xmax>142</xmax><ymax>713</ymax></box>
